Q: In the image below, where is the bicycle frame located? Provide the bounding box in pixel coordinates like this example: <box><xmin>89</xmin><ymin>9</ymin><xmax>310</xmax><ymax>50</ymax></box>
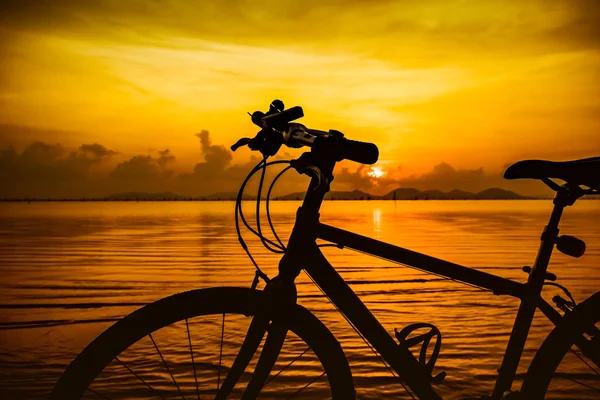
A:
<box><xmin>273</xmin><ymin>164</ymin><xmax>573</xmax><ymax>400</ymax></box>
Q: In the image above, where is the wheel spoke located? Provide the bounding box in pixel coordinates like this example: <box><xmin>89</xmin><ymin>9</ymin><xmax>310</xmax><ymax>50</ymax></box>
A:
<box><xmin>186</xmin><ymin>318</ymin><xmax>200</xmax><ymax>400</ymax></box>
<box><xmin>570</xmin><ymin>348</ymin><xmax>600</xmax><ymax>377</ymax></box>
<box><xmin>241</xmin><ymin>322</ymin><xmax>288</xmax><ymax>400</ymax></box>
<box><xmin>264</xmin><ymin>347</ymin><xmax>310</xmax><ymax>387</ymax></box>
<box><xmin>217</xmin><ymin>313</ymin><xmax>225</xmax><ymax>393</ymax></box>
<box><xmin>149</xmin><ymin>333</ymin><xmax>186</xmax><ymax>400</ymax></box>
<box><xmin>116</xmin><ymin>356</ymin><xmax>167</xmax><ymax>400</ymax></box>
<box><xmin>215</xmin><ymin>314</ymin><xmax>269</xmax><ymax>400</ymax></box>
<box><xmin>557</xmin><ymin>374</ymin><xmax>600</xmax><ymax>393</ymax></box>
<box><xmin>285</xmin><ymin>371</ymin><xmax>326</xmax><ymax>399</ymax></box>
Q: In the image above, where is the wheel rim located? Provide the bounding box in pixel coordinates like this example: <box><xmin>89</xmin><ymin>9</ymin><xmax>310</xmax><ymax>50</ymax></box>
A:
<box><xmin>543</xmin><ymin>320</ymin><xmax>600</xmax><ymax>399</ymax></box>
<box><xmin>51</xmin><ymin>288</ymin><xmax>354</xmax><ymax>400</ymax></box>
<box><xmin>522</xmin><ymin>292</ymin><xmax>600</xmax><ymax>399</ymax></box>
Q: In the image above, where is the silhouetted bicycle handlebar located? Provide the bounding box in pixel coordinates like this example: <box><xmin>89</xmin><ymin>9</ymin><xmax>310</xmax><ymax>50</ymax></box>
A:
<box><xmin>231</xmin><ymin>100</ymin><xmax>379</xmax><ymax>165</ymax></box>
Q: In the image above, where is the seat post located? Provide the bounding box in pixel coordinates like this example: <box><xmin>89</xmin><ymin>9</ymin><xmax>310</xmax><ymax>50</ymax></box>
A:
<box><xmin>531</xmin><ymin>191</ymin><xmax>566</xmax><ymax>276</ymax></box>
<box><xmin>529</xmin><ymin>184</ymin><xmax>584</xmax><ymax>278</ymax></box>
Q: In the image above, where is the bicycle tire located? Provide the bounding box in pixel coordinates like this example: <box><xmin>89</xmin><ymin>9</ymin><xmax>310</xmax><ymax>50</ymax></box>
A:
<box><xmin>521</xmin><ymin>291</ymin><xmax>600</xmax><ymax>399</ymax></box>
<box><xmin>50</xmin><ymin>286</ymin><xmax>356</xmax><ymax>399</ymax></box>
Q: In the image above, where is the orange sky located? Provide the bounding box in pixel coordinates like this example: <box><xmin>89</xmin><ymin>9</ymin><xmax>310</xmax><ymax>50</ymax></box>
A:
<box><xmin>0</xmin><ymin>0</ymin><xmax>599</xmax><ymax>198</ymax></box>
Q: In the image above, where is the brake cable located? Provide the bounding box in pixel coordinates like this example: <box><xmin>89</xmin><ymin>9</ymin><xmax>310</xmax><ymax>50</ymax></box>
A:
<box><xmin>543</xmin><ymin>281</ymin><xmax>577</xmax><ymax>306</ymax></box>
<box><xmin>265</xmin><ymin>164</ymin><xmax>337</xmax><ymax>250</ymax></box>
<box><xmin>255</xmin><ymin>156</ymin><xmax>285</xmax><ymax>254</ymax></box>
<box><xmin>235</xmin><ymin>158</ymin><xmax>294</xmax><ymax>284</ymax></box>
<box><xmin>235</xmin><ymin>159</ymin><xmax>290</xmax><ymax>251</ymax></box>
<box><xmin>236</xmin><ymin>155</ymin><xmax>341</xmax><ymax>285</ymax></box>
<box><xmin>265</xmin><ymin>165</ymin><xmax>294</xmax><ymax>250</ymax></box>
<box><xmin>235</xmin><ymin>159</ymin><xmax>271</xmax><ymax>282</ymax></box>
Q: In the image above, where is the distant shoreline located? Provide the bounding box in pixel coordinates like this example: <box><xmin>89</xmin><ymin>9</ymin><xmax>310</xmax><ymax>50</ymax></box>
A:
<box><xmin>4</xmin><ymin>198</ymin><xmax>587</xmax><ymax>202</ymax></box>
<box><xmin>3</xmin><ymin>188</ymin><xmax>596</xmax><ymax>202</ymax></box>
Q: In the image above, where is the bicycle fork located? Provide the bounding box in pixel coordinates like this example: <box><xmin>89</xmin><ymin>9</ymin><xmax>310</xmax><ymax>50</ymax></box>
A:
<box><xmin>215</xmin><ymin>277</ymin><xmax>297</xmax><ymax>399</ymax></box>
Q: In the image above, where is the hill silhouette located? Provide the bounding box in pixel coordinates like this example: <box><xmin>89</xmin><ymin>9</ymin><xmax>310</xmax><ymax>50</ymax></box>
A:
<box><xmin>105</xmin><ymin>192</ymin><xmax>190</xmax><ymax>201</ymax></box>
<box><xmin>382</xmin><ymin>187</ymin><xmax>524</xmax><ymax>200</ymax></box>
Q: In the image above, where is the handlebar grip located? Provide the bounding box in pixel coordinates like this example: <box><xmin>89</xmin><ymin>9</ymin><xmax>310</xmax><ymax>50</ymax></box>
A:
<box><xmin>340</xmin><ymin>138</ymin><xmax>379</xmax><ymax>165</ymax></box>
<box><xmin>261</xmin><ymin>106</ymin><xmax>304</xmax><ymax>129</ymax></box>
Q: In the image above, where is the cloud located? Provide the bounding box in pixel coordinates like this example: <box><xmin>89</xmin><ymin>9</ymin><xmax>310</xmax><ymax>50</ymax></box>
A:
<box><xmin>108</xmin><ymin>148</ymin><xmax>177</xmax><ymax>193</ymax></box>
<box><xmin>79</xmin><ymin>143</ymin><xmax>119</xmax><ymax>159</ymax></box>
<box><xmin>111</xmin><ymin>155</ymin><xmax>162</xmax><ymax>181</ymax></box>
<box><xmin>20</xmin><ymin>141</ymin><xmax>65</xmax><ymax>166</ymax></box>
<box><xmin>396</xmin><ymin>162</ymin><xmax>551</xmax><ymax>196</ymax></box>
<box><xmin>0</xmin><ymin>130</ymin><xmax>303</xmax><ymax>198</ymax></box>
<box><xmin>0</xmin><ymin>140</ymin><xmax>119</xmax><ymax>198</ymax></box>
<box><xmin>193</xmin><ymin>130</ymin><xmax>232</xmax><ymax>173</ymax></box>
<box><xmin>399</xmin><ymin>162</ymin><xmax>488</xmax><ymax>192</ymax></box>
<box><xmin>0</xmin><ymin>131</ymin><xmax>564</xmax><ymax>199</ymax></box>
<box><xmin>333</xmin><ymin>165</ymin><xmax>374</xmax><ymax>191</ymax></box>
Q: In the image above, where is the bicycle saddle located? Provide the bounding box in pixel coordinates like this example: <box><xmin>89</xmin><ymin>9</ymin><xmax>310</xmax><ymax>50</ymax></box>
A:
<box><xmin>504</xmin><ymin>156</ymin><xmax>600</xmax><ymax>190</ymax></box>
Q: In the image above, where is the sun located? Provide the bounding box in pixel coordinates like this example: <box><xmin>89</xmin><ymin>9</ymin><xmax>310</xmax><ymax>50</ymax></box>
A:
<box><xmin>368</xmin><ymin>167</ymin><xmax>385</xmax><ymax>179</ymax></box>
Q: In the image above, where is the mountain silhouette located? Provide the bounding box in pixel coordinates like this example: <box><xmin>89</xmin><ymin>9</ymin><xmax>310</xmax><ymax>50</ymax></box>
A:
<box><xmin>105</xmin><ymin>192</ymin><xmax>190</xmax><ymax>201</ymax></box>
<box><xmin>276</xmin><ymin>190</ymin><xmax>375</xmax><ymax>201</ymax></box>
<box><xmin>475</xmin><ymin>188</ymin><xmax>525</xmax><ymax>199</ymax></box>
<box><xmin>381</xmin><ymin>187</ymin><xmax>524</xmax><ymax>200</ymax></box>
<box><xmin>69</xmin><ymin>187</ymin><xmax>528</xmax><ymax>202</ymax></box>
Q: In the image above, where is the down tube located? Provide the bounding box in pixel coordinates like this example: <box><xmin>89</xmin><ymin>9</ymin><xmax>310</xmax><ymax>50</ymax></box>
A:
<box><xmin>302</xmin><ymin>243</ymin><xmax>441</xmax><ymax>399</ymax></box>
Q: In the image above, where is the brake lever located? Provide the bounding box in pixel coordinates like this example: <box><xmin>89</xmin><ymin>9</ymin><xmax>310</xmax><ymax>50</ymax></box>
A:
<box><xmin>230</xmin><ymin>137</ymin><xmax>253</xmax><ymax>152</ymax></box>
<box><xmin>231</xmin><ymin>129</ymin><xmax>283</xmax><ymax>157</ymax></box>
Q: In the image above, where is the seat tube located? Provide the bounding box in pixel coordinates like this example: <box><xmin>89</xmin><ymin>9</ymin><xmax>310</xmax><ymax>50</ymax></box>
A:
<box><xmin>491</xmin><ymin>196</ymin><xmax>565</xmax><ymax>399</ymax></box>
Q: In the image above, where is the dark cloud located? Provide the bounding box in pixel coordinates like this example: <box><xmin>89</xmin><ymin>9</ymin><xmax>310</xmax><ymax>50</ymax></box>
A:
<box><xmin>79</xmin><ymin>143</ymin><xmax>119</xmax><ymax>159</ymax></box>
<box><xmin>0</xmin><ymin>140</ymin><xmax>119</xmax><ymax>198</ymax></box>
<box><xmin>0</xmin><ymin>131</ymin><xmax>554</xmax><ymax>199</ymax></box>
<box><xmin>399</xmin><ymin>163</ymin><xmax>488</xmax><ymax>192</ymax></box>
<box><xmin>20</xmin><ymin>141</ymin><xmax>65</xmax><ymax>166</ymax></box>
<box><xmin>334</xmin><ymin>165</ymin><xmax>374</xmax><ymax>191</ymax></box>
<box><xmin>111</xmin><ymin>155</ymin><xmax>161</xmax><ymax>181</ymax></box>
<box><xmin>0</xmin><ymin>130</ymin><xmax>305</xmax><ymax>198</ymax></box>
<box><xmin>157</xmin><ymin>148</ymin><xmax>175</xmax><ymax>167</ymax></box>
<box><xmin>396</xmin><ymin>162</ymin><xmax>551</xmax><ymax>197</ymax></box>
<box><xmin>193</xmin><ymin>130</ymin><xmax>232</xmax><ymax>172</ymax></box>
<box><xmin>108</xmin><ymin>148</ymin><xmax>176</xmax><ymax>193</ymax></box>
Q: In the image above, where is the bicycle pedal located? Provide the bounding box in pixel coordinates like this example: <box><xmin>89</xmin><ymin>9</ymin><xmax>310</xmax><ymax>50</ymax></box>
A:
<box><xmin>395</xmin><ymin>323</ymin><xmax>446</xmax><ymax>383</ymax></box>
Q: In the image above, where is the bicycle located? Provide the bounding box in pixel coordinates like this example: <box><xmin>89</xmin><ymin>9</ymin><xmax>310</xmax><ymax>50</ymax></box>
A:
<box><xmin>51</xmin><ymin>100</ymin><xmax>600</xmax><ymax>399</ymax></box>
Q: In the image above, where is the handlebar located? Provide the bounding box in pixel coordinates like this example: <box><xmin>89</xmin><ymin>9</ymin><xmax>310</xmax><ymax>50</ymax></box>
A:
<box><xmin>231</xmin><ymin>100</ymin><xmax>379</xmax><ymax>165</ymax></box>
<box><xmin>281</xmin><ymin>123</ymin><xmax>378</xmax><ymax>165</ymax></box>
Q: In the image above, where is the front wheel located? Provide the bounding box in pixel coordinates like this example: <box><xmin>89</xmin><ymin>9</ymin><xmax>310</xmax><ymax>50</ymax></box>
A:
<box><xmin>521</xmin><ymin>291</ymin><xmax>600</xmax><ymax>399</ymax></box>
<box><xmin>50</xmin><ymin>287</ymin><xmax>355</xmax><ymax>399</ymax></box>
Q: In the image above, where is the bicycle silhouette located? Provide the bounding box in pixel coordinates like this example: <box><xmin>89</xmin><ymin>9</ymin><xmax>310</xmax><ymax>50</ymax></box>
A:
<box><xmin>52</xmin><ymin>101</ymin><xmax>600</xmax><ymax>399</ymax></box>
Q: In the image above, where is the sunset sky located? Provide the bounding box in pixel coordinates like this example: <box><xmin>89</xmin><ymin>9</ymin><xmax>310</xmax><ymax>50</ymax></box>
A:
<box><xmin>1</xmin><ymin>0</ymin><xmax>599</xmax><ymax>198</ymax></box>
